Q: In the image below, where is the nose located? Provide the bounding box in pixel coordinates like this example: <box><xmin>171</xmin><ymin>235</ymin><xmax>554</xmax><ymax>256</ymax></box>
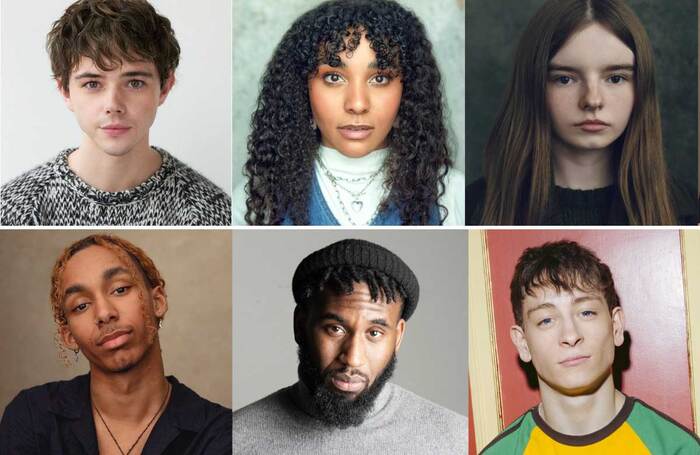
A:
<box><xmin>104</xmin><ymin>86</ymin><xmax>125</xmax><ymax>115</ymax></box>
<box><xmin>339</xmin><ymin>332</ymin><xmax>367</xmax><ymax>368</ymax></box>
<box><xmin>94</xmin><ymin>294</ymin><xmax>119</xmax><ymax>326</ymax></box>
<box><xmin>559</xmin><ymin>317</ymin><xmax>583</xmax><ymax>348</ymax></box>
<box><xmin>579</xmin><ymin>80</ymin><xmax>603</xmax><ymax>111</ymax></box>
<box><xmin>344</xmin><ymin>80</ymin><xmax>369</xmax><ymax>115</ymax></box>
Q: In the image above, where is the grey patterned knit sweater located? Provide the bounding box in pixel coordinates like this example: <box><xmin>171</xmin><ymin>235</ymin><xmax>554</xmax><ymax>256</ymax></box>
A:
<box><xmin>233</xmin><ymin>382</ymin><xmax>467</xmax><ymax>454</ymax></box>
<box><xmin>1</xmin><ymin>148</ymin><xmax>231</xmax><ymax>226</ymax></box>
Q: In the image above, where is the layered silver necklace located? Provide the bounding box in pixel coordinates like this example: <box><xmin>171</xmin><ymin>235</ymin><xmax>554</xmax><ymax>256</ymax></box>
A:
<box><xmin>317</xmin><ymin>157</ymin><xmax>386</xmax><ymax>225</ymax></box>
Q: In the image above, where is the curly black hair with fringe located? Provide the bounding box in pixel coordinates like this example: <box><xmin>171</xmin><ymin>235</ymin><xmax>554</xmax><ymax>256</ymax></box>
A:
<box><xmin>244</xmin><ymin>0</ymin><xmax>452</xmax><ymax>225</ymax></box>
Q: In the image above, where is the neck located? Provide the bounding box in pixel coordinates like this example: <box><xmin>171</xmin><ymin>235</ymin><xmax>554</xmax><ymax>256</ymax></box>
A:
<box><xmin>538</xmin><ymin>374</ymin><xmax>624</xmax><ymax>436</ymax></box>
<box><xmin>552</xmin><ymin>138</ymin><xmax>614</xmax><ymax>190</ymax></box>
<box><xmin>68</xmin><ymin>135</ymin><xmax>161</xmax><ymax>192</ymax></box>
<box><xmin>90</xmin><ymin>339</ymin><xmax>169</xmax><ymax>423</ymax></box>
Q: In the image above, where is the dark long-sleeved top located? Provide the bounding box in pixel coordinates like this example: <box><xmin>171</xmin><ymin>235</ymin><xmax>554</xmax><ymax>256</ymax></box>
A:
<box><xmin>0</xmin><ymin>374</ymin><xmax>232</xmax><ymax>454</ymax></box>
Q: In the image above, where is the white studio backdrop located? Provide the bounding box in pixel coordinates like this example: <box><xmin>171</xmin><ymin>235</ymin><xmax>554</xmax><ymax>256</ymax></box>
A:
<box><xmin>0</xmin><ymin>0</ymin><xmax>232</xmax><ymax>195</ymax></box>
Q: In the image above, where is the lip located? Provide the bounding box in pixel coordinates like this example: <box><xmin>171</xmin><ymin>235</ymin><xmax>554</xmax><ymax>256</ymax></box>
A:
<box><xmin>338</xmin><ymin>124</ymin><xmax>373</xmax><ymax>140</ymax></box>
<box><xmin>575</xmin><ymin>120</ymin><xmax>609</xmax><ymax>133</ymax></box>
<box><xmin>559</xmin><ymin>355</ymin><xmax>591</xmax><ymax>367</ymax></box>
<box><xmin>97</xmin><ymin>329</ymin><xmax>132</xmax><ymax>349</ymax></box>
<box><xmin>100</xmin><ymin>124</ymin><xmax>131</xmax><ymax>137</ymax></box>
<box><xmin>330</xmin><ymin>374</ymin><xmax>367</xmax><ymax>393</ymax></box>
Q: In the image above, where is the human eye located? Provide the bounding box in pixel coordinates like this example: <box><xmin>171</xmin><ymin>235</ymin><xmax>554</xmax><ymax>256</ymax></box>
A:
<box><xmin>551</xmin><ymin>74</ymin><xmax>575</xmax><ymax>85</ymax></box>
<box><xmin>581</xmin><ymin>310</ymin><xmax>597</xmax><ymax>318</ymax></box>
<box><xmin>606</xmin><ymin>74</ymin><xmax>628</xmax><ymax>84</ymax></box>
<box><xmin>369</xmin><ymin>73</ymin><xmax>392</xmax><ymax>86</ymax></box>
<box><xmin>112</xmin><ymin>285</ymin><xmax>132</xmax><ymax>296</ymax></box>
<box><xmin>72</xmin><ymin>301</ymin><xmax>89</xmax><ymax>313</ymax></box>
<box><xmin>322</xmin><ymin>72</ymin><xmax>345</xmax><ymax>85</ymax></box>
<box><xmin>537</xmin><ymin>317</ymin><xmax>553</xmax><ymax>327</ymax></box>
<box><xmin>127</xmin><ymin>79</ymin><xmax>145</xmax><ymax>89</ymax></box>
<box><xmin>368</xmin><ymin>328</ymin><xmax>384</xmax><ymax>339</ymax></box>
<box><xmin>82</xmin><ymin>80</ymin><xmax>101</xmax><ymax>90</ymax></box>
<box><xmin>325</xmin><ymin>325</ymin><xmax>345</xmax><ymax>337</ymax></box>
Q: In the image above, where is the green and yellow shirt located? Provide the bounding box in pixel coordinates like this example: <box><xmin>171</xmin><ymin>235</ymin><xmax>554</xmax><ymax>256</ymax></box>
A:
<box><xmin>481</xmin><ymin>396</ymin><xmax>699</xmax><ymax>454</ymax></box>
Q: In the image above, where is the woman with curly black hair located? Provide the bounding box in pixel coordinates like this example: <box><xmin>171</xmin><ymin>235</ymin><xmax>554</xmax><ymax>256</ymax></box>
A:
<box><xmin>233</xmin><ymin>0</ymin><xmax>464</xmax><ymax>225</ymax></box>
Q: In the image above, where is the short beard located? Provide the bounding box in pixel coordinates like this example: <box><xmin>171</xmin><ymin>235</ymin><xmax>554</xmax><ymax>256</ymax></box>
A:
<box><xmin>297</xmin><ymin>342</ymin><xmax>396</xmax><ymax>428</ymax></box>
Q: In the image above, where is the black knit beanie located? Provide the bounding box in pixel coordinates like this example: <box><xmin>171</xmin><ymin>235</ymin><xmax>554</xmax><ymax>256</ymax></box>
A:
<box><xmin>292</xmin><ymin>239</ymin><xmax>419</xmax><ymax>320</ymax></box>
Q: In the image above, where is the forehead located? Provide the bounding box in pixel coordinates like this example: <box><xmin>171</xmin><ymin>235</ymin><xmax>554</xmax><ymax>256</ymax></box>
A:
<box><xmin>61</xmin><ymin>245</ymin><xmax>131</xmax><ymax>287</ymax></box>
<box><xmin>550</xmin><ymin>22</ymin><xmax>634</xmax><ymax>68</ymax></box>
<box><xmin>313</xmin><ymin>281</ymin><xmax>401</xmax><ymax>321</ymax></box>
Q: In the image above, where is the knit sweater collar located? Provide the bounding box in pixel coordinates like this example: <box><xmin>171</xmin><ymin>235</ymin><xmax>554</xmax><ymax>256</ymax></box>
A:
<box><xmin>317</xmin><ymin>144</ymin><xmax>389</xmax><ymax>176</ymax></box>
<box><xmin>291</xmin><ymin>380</ymin><xmax>395</xmax><ymax>426</ymax></box>
<box><xmin>53</xmin><ymin>146</ymin><xmax>176</xmax><ymax>205</ymax></box>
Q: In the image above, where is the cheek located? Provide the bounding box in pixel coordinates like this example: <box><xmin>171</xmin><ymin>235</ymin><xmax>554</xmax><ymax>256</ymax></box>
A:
<box><xmin>374</xmin><ymin>86</ymin><xmax>402</xmax><ymax>123</ymax></box>
<box><xmin>546</xmin><ymin>90</ymin><xmax>573</xmax><ymax>126</ymax></box>
<box><xmin>308</xmin><ymin>82</ymin><xmax>336</xmax><ymax>123</ymax></box>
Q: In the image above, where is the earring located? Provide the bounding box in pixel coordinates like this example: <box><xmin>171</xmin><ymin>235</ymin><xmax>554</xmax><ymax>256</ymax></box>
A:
<box><xmin>73</xmin><ymin>348</ymin><xmax>79</xmax><ymax>363</ymax></box>
<box><xmin>158</xmin><ymin>318</ymin><xmax>163</xmax><ymax>329</ymax></box>
<box><xmin>309</xmin><ymin>118</ymin><xmax>317</xmax><ymax>130</ymax></box>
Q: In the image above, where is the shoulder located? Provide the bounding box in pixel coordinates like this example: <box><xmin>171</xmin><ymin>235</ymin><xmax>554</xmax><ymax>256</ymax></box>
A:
<box><xmin>168</xmin><ymin>377</ymin><xmax>232</xmax><ymax>451</ymax></box>
<box><xmin>390</xmin><ymin>383</ymin><xmax>467</xmax><ymax>436</ymax></box>
<box><xmin>480</xmin><ymin>409</ymin><xmax>535</xmax><ymax>455</ymax></box>
<box><xmin>232</xmin><ymin>386</ymin><xmax>295</xmax><ymax>426</ymax></box>
<box><xmin>439</xmin><ymin>168</ymin><xmax>465</xmax><ymax>225</ymax></box>
<box><xmin>1</xmin><ymin>158</ymin><xmax>58</xmax><ymax>226</ymax></box>
<box><xmin>627</xmin><ymin>397</ymin><xmax>700</xmax><ymax>452</ymax></box>
<box><xmin>668</xmin><ymin>177</ymin><xmax>698</xmax><ymax>225</ymax></box>
<box><xmin>233</xmin><ymin>386</ymin><xmax>301</xmax><ymax>452</ymax></box>
<box><xmin>466</xmin><ymin>177</ymin><xmax>486</xmax><ymax>225</ymax></box>
<box><xmin>162</xmin><ymin>151</ymin><xmax>232</xmax><ymax>225</ymax></box>
<box><xmin>0</xmin><ymin>375</ymin><xmax>89</xmax><ymax>451</ymax></box>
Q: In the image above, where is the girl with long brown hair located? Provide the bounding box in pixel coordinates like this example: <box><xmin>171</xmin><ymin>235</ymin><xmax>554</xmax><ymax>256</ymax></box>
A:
<box><xmin>467</xmin><ymin>0</ymin><xmax>697</xmax><ymax>225</ymax></box>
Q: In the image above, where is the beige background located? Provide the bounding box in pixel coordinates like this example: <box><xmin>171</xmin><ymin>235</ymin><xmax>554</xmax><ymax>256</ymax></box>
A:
<box><xmin>0</xmin><ymin>229</ymin><xmax>232</xmax><ymax>411</ymax></box>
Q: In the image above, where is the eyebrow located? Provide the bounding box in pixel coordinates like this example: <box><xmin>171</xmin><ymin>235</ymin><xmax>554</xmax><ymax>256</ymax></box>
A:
<box><xmin>526</xmin><ymin>295</ymin><xmax>603</xmax><ymax>318</ymax></box>
<box><xmin>325</xmin><ymin>61</ymin><xmax>380</xmax><ymax>70</ymax></box>
<box><xmin>318</xmin><ymin>313</ymin><xmax>390</xmax><ymax>327</ymax></box>
<box><xmin>526</xmin><ymin>302</ymin><xmax>555</xmax><ymax>318</ymax></box>
<box><xmin>548</xmin><ymin>64</ymin><xmax>635</xmax><ymax>72</ymax></box>
<box><xmin>63</xmin><ymin>266</ymin><xmax>130</xmax><ymax>298</ymax></box>
<box><xmin>73</xmin><ymin>71</ymin><xmax>155</xmax><ymax>80</ymax></box>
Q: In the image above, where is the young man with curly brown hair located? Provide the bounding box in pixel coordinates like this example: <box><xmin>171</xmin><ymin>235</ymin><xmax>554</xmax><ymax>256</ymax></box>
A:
<box><xmin>1</xmin><ymin>0</ymin><xmax>231</xmax><ymax>226</ymax></box>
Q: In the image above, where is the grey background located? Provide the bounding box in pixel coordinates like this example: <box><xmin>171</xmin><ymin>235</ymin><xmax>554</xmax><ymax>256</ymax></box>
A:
<box><xmin>232</xmin><ymin>0</ymin><xmax>466</xmax><ymax>189</ymax></box>
<box><xmin>233</xmin><ymin>230</ymin><xmax>468</xmax><ymax>416</ymax></box>
<box><xmin>1</xmin><ymin>0</ymin><xmax>232</xmax><ymax>194</ymax></box>
<box><xmin>466</xmin><ymin>0</ymin><xmax>698</xmax><ymax>194</ymax></box>
<box><xmin>0</xmin><ymin>230</ymin><xmax>232</xmax><ymax>412</ymax></box>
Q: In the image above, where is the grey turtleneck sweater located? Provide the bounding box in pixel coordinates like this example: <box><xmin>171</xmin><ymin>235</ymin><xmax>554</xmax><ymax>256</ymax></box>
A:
<box><xmin>1</xmin><ymin>147</ymin><xmax>231</xmax><ymax>226</ymax></box>
<box><xmin>233</xmin><ymin>382</ymin><xmax>467</xmax><ymax>454</ymax></box>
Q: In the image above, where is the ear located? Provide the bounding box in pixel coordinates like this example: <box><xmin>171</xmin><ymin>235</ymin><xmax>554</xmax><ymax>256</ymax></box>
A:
<box><xmin>510</xmin><ymin>325</ymin><xmax>532</xmax><ymax>363</ymax></box>
<box><xmin>293</xmin><ymin>306</ymin><xmax>307</xmax><ymax>346</ymax></box>
<box><xmin>57</xmin><ymin>79</ymin><xmax>74</xmax><ymax>112</ymax></box>
<box><xmin>393</xmin><ymin>318</ymin><xmax>406</xmax><ymax>352</ymax></box>
<box><xmin>611</xmin><ymin>306</ymin><xmax>625</xmax><ymax>347</ymax></box>
<box><xmin>59</xmin><ymin>324</ymin><xmax>79</xmax><ymax>351</ymax></box>
<box><xmin>151</xmin><ymin>285</ymin><xmax>168</xmax><ymax>321</ymax></box>
<box><xmin>158</xmin><ymin>72</ymin><xmax>176</xmax><ymax>106</ymax></box>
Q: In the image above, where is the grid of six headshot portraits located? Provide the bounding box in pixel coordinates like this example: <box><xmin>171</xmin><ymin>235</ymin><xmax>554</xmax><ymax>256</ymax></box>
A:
<box><xmin>0</xmin><ymin>0</ymin><xmax>699</xmax><ymax>454</ymax></box>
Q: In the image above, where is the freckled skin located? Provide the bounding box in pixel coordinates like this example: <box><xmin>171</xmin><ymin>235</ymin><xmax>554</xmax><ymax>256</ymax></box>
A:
<box><xmin>308</xmin><ymin>36</ymin><xmax>403</xmax><ymax>158</ymax></box>
<box><xmin>298</xmin><ymin>281</ymin><xmax>405</xmax><ymax>399</ymax></box>
<box><xmin>546</xmin><ymin>22</ymin><xmax>635</xmax><ymax>154</ymax></box>
<box><xmin>59</xmin><ymin>245</ymin><xmax>167</xmax><ymax>374</ymax></box>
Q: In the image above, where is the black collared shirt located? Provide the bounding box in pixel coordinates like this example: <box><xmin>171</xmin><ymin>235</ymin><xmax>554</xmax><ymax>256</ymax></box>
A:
<box><xmin>0</xmin><ymin>374</ymin><xmax>231</xmax><ymax>454</ymax></box>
